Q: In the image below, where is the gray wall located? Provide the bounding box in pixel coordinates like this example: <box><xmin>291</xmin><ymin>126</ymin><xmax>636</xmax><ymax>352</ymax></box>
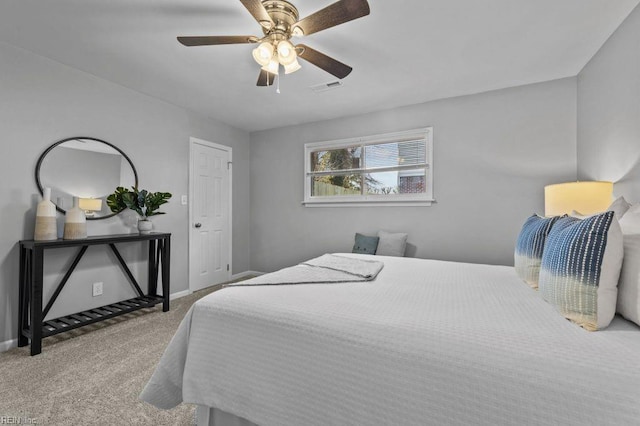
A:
<box><xmin>0</xmin><ymin>42</ymin><xmax>251</xmax><ymax>344</ymax></box>
<box><xmin>250</xmin><ymin>78</ymin><xmax>578</xmax><ymax>272</ymax></box>
<box><xmin>577</xmin><ymin>5</ymin><xmax>640</xmax><ymax>201</ymax></box>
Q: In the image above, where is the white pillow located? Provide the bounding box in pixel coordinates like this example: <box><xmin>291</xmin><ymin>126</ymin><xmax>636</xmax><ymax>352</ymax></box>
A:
<box><xmin>569</xmin><ymin>197</ymin><xmax>630</xmax><ymax>220</ymax></box>
<box><xmin>618</xmin><ymin>234</ymin><xmax>640</xmax><ymax>326</ymax></box>
<box><xmin>376</xmin><ymin>231</ymin><xmax>408</xmax><ymax>257</ymax></box>
<box><xmin>608</xmin><ymin>196</ymin><xmax>631</xmax><ymax>219</ymax></box>
<box><xmin>569</xmin><ymin>210</ymin><xmax>590</xmax><ymax>219</ymax></box>
<box><xmin>619</xmin><ymin>204</ymin><xmax>640</xmax><ymax>234</ymax></box>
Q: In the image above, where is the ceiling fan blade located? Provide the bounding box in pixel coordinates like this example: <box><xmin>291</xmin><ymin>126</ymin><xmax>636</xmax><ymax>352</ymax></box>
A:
<box><xmin>293</xmin><ymin>0</ymin><xmax>370</xmax><ymax>36</ymax></box>
<box><xmin>240</xmin><ymin>0</ymin><xmax>275</xmax><ymax>29</ymax></box>
<box><xmin>297</xmin><ymin>44</ymin><xmax>352</xmax><ymax>79</ymax></box>
<box><xmin>177</xmin><ymin>35</ymin><xmax>257</xmax><ymax>46</ymax></box>
<box><xmin>257</xmin><ymin>69</ymin><xmax>277</xmax><ymax>86</ymax></box>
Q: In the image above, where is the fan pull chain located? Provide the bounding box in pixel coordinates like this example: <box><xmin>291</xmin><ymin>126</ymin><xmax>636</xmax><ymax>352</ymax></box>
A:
<box><xmin>276</xmin><ymin>74</ymin><xmax>281</xmax><ymax>94</ymax></box>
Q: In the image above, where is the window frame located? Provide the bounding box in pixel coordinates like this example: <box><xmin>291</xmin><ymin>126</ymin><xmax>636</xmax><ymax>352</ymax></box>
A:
<box><xmin>303</xmin><ymin>128</ymin><xmax>434</xmax><ymax>207</ymax></box>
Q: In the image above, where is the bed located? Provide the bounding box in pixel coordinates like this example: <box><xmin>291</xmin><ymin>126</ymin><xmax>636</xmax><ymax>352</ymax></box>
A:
<box><xmin>140</xmin><ymin>253</ymin><xmax>640</xmax><ymax>426</ymax></box>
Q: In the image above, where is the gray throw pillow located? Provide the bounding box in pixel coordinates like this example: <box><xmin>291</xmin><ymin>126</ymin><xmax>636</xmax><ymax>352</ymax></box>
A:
<box><xmin>352</xmin><ymin>233</ymin><xmax>379</xmax><ymax>255</ymax></box>
<box><xmin>376</xmin><ymin>231</ymin><xmax>408</xmax><ymax>257</ymax></box>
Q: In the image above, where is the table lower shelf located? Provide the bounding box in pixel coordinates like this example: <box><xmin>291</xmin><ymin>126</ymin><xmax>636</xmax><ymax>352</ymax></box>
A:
<box><xmin>23</xmin><ymin>295</ymin><xmax>164</xmax><ymax>338</ymax></box>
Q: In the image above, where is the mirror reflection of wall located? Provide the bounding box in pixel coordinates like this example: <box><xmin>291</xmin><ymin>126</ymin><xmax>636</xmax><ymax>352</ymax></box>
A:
<box><xmin>37</xmin><ymin>138</ymin><xmax>138</xmax><ymax>219</ymax></box>
<box><xmin>120</xmin><ymin>156</ymin><xmax>135</xmax><ymax>190</ymax></box>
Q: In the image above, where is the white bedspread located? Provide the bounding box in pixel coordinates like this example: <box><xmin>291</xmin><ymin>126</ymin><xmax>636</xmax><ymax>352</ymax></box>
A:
<box><xmin>141</xmin><ymin>254</ymin><xmax>640</xmax><ymax>425</ymax></box>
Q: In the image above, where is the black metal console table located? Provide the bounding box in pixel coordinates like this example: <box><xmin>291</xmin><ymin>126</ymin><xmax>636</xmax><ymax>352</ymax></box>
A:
<box><xmin>18</xmin><ymin>232</ymin><xmax>171</xmax><ymax>356</ymax></box>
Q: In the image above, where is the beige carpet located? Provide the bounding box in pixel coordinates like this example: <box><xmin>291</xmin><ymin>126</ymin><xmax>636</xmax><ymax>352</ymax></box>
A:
<box><xmin>0</xmin><ymin>280</ymin><xmax>248</xmax><ymax>425</ymax></box>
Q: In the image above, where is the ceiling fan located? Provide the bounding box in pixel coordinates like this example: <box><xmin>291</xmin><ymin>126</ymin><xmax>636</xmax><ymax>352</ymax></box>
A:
<box><xmin>177</xmin><ymin>0</ymin><xmax>370</xmax><ymax>86</ymax></box>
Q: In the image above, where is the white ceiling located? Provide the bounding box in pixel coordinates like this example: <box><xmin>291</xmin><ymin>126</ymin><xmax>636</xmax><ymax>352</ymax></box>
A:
<box><xmin>1</xmin><ymin>0</ymin><xmax>638</xmax><ymax>132</ymax></box>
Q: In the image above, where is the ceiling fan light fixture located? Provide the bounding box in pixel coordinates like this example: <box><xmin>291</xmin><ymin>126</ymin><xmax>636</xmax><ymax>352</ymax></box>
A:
<box><xmin>261</xmin><ymin>57</ymin><xmax>280</xmax><ymax>75</ymax></box>
<box><xmin>177</xmin><ymin>0</ymin><xmax>371</xmax><ymax>87</ymax></box>
<box><xmin>277</xmin><ymin>40</ymin><xmax>297</xmax><ymax>65</ymax></box>
<box><xmin>284</xmin><ymin>58</ymin><xmax>302</xmax><ymax>74</ymax></box>
<box><xmin>252</xmin><ymin>42</ymin><xmax>274</xmax><ymax>66</ymax></box>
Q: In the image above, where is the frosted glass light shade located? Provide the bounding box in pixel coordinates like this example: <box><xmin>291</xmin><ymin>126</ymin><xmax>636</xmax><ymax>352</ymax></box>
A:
<box><xmin>79</xmin><ymin>198</ymin><xmax>102</xmax><ymax>212</ymax></box>
<box><xmin>261</xmin><ymin>58</ymin><xmax>279</xmax><ymax>75</ymax></box>
<box><xmin>544</xmin><ymin>181</ymin><xmax>613</xmax><ymax>217</ymax></box>
<box><xmin>252</xmin><ymin>42</ymin><xmax>274</xmax><ymax>66</ymax></box>
<box><xmin>284</xmin><ymin>58</ymin><xmax>301</xmax><ymax>74</ymax></box>
<box><xmin>277</xmin><ymin>40</ymin><xmax>296</xmax><ymax>65</ymax></box>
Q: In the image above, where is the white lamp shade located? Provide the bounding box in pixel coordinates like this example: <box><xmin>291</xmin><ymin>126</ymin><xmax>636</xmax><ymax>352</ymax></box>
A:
<box><xmin>284</xmin><ymin>58</ymin><xmax>301</xmax><ymax>74</ymax></box>
<box><xmin>544</xmin><ymin>181</ymin><xmax>613</xmax><ymax>217</ymax></box>
<box><xmin>79</xmin><ymin>197</ymin><xmax>103</xmax><ymax>212</ymax></box>
<box><xmin>277</xmin><ymin>40</ymin><xmax>297</xmax><ymax>65</ymax></box>
<box><xmin>252</xmin><ymin>42</ymin><xmax>274</xmax><ymax>66</ymax></box>
<box><xmin>261</xmin><ymin>58</ymin><xmax>279</xmax><ymax>75</ymax></box>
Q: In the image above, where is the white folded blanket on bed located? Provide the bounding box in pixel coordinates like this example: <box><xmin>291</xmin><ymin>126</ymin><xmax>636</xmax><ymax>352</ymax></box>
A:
<box><xmin>226</xmin><ymin>254</ymin><xmax>383</xmax><ymax>286</ymax></box>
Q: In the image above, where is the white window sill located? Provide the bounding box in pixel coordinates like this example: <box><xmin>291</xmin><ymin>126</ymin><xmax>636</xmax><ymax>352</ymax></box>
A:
<box><xmin>302</xmin><ymin>199</ymin><xmax>435</xmax><ymax>208</ymax></box>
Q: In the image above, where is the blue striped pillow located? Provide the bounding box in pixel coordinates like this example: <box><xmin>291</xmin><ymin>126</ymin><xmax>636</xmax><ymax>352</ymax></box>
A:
<box><xmin>538</xmin><ymin>212</ymin><xmax>623</xmax><ymax>331</ymax></box>
<box><xmin>514</xmin><ymin>215</ymin><xmax>560</xmax><ymax>288</ymax></box>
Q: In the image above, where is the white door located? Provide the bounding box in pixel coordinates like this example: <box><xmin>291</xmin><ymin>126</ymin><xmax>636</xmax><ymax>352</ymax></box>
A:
<box><xmin>189</xmin><ymin>138</ymin><xmax>232</xmax><ymax>292</ymax></box>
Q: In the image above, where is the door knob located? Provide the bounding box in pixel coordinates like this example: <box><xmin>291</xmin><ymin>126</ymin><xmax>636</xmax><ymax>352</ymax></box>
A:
<box><xmin>194</xmin><ymin>223</ymin><xmax>202</xmax><ymax>228</ymax></box>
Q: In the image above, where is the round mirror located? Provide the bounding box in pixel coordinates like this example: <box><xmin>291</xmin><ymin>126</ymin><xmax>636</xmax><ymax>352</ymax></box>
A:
<box><xmin>35</xmin><ymin>137</ymin><xmax>138</xmax><ymax>220</ymax></box>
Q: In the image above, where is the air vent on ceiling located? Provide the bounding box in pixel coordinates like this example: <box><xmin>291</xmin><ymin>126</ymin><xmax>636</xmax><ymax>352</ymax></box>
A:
<box><xmin>310</xmin><ymin>81</ymin><xmax>344</xmax><ymax>93</ymax></box>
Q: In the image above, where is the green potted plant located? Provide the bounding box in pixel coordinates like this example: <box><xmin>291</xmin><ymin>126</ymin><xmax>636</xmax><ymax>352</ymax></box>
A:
<box><xmin>107</xmin><ymin>186</ymin><xmax>172</xmax><ymax>234</ymax></box>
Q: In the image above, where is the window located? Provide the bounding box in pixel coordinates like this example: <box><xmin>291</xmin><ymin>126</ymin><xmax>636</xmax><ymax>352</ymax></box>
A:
<box><xmin>303</xmin><ymin>128</ymin><xmax>433</xmax><ymax>206</ymax></box>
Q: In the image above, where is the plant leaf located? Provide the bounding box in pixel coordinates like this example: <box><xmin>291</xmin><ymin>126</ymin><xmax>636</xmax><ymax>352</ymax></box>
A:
<box><xmin>106</xmin><ymin>186</ymin><xmax>131</xmax><ymax>213</ymax></box>
<box><xmin>107</xmin><ymin>187</ymin><xmax>171</xmax><ymax>217</ymax></box>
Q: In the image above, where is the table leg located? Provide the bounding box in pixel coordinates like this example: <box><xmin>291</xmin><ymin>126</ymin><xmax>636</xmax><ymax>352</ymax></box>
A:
<box><xmin>148</xmin><ymin>240</ymin><xmax>157</xmax><ymax>296</ymax></box>
<box><xmin>17</xmin><ymin>246</ymin><xmax>28</xmax><ymax>347</ymax></box>
<box><xmin>162</xmin><ymin>237</ymin><xmax>170</xmax><ymax>312</ymax></box>
<box><xmin>30</xmin><ymin>247</ymin><xmax>44</xmax><ymax>356</ymax></box>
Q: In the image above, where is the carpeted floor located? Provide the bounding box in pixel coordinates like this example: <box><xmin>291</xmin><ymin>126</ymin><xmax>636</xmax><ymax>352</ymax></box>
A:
<box><xmin>0</xmin><ymin>279</ymin><xmax>249</xmax><ymax>425</ymax></box>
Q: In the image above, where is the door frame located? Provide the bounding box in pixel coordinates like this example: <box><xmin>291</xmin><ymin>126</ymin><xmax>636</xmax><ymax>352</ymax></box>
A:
<box><xmin>188</xmin><ymin>137</ymin><xmax>233</xmax><ymax>293</ymax></box>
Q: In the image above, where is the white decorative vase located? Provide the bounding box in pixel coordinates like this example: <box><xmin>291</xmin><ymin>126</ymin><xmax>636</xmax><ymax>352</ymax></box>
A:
<box><xmin>138</xmin><ymin>218</ymin><xmax>153</xmax><ymax>234</ymax></box>
<box><xmin>64</xmin><ymin>197</ymin><xmax>87</xmax><ymax>240</ymax></box>
<box><xmin>34</xmin><ymin>187</ymin><xmax>58</xmax><ymax>241</ymax></box>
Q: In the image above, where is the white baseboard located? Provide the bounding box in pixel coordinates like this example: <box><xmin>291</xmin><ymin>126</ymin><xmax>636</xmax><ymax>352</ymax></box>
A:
<box><xmin>231</xmin><ymin>270</ymin><xmax>264</xmax><ymax>280</ymax></box>
<box><xmin>170</xmin><ymin>289</ymin><xmax>192</xmax><ymax>301</ymax></box>
<box><xmin>0</xmin><ymin>338</ymin><xmax>17</xmax><ymax>353</ymax></box>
